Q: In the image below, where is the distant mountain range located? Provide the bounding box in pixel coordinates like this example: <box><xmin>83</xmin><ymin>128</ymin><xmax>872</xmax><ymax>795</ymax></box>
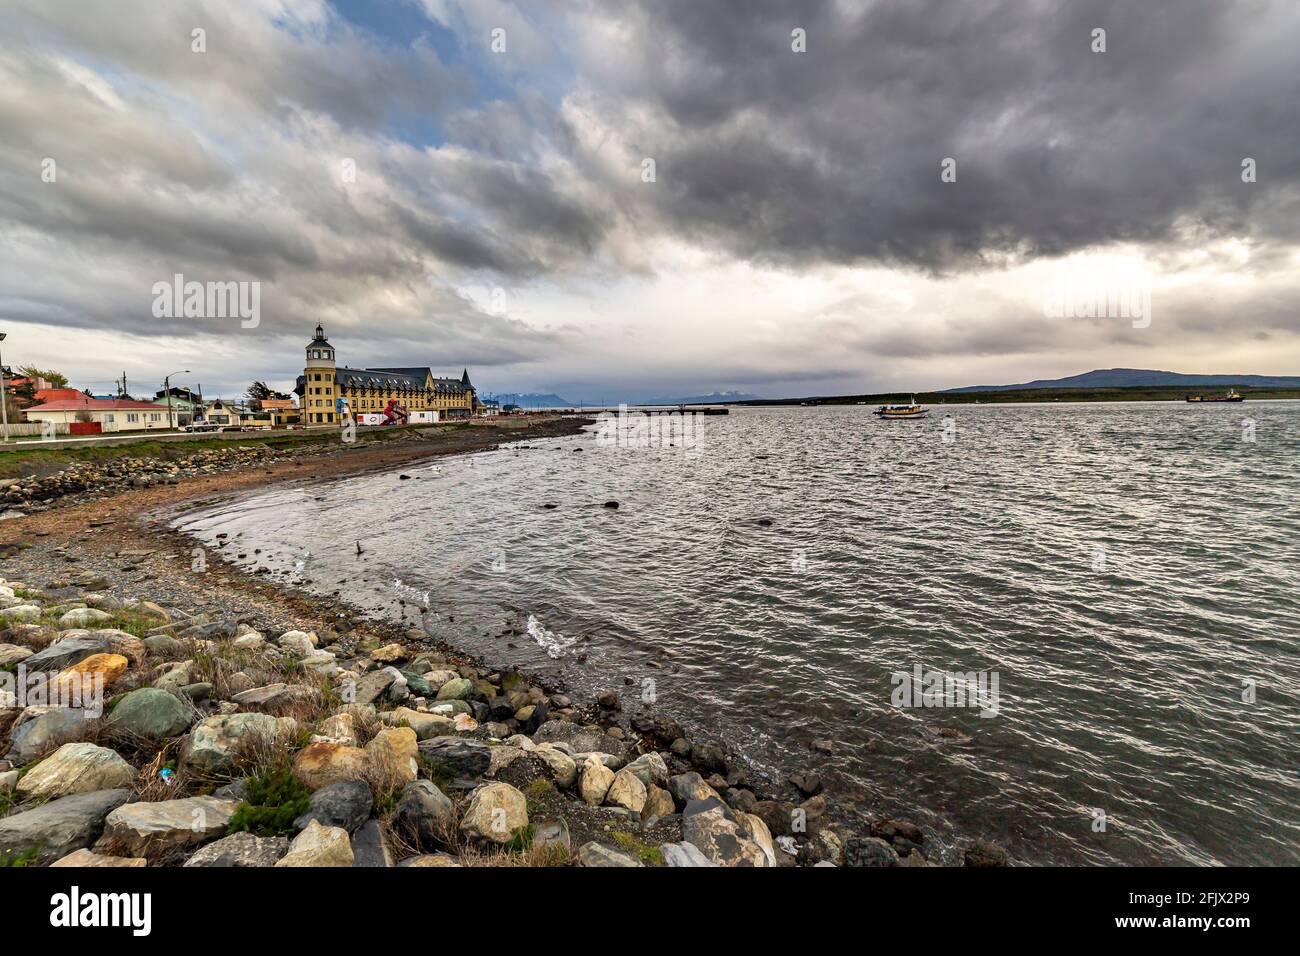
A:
<box><xmin>641</xmin><ymin>390</ymin><xmax>761</xmax><ymax>405</ymax></box>
<box><xmin>944</xmin><ymin>368</ymin><xmax>1300</xmax><ymax>393</ymax></box>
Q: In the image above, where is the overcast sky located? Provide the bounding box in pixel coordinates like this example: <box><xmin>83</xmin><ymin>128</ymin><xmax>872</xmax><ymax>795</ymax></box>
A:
<box><xmin>2</xmin><ymin>0</ymin><xmax>1297</xmax><ymax>401</ymax></box>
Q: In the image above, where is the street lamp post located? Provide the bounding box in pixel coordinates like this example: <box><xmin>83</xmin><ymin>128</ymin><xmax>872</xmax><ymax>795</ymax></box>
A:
<box><xmin>164</xmin><ymin>370</ymin><xmax>190</xmax><ymax>431</ymax></box>
<box><xmin>0</xmin><ymin>332</ymin><xmax>8</xmax><ymax>442</ymax></box>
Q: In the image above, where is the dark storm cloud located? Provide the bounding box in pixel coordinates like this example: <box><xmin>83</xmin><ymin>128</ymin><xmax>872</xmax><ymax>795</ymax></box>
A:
<box><xmin>575</xmin><ymin>0</ymin><xmax>1300</xmax><ymax>271</ymax></box>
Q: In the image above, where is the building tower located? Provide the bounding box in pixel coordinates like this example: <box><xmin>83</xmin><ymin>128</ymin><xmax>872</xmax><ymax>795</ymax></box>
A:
<box><xmin>303</xmin><ymin>323</ymin><xmax>338</xmax><ymax>424</ymax></box>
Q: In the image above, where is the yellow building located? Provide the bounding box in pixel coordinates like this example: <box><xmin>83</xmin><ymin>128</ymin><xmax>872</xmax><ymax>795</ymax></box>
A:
<box><xmin>295</xmin><ymin>323</ymin><xmax>476</xmax><ymax>425</ymax></box>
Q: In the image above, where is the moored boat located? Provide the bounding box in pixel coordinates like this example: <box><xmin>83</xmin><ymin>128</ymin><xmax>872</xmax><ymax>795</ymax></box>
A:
<box><xmin>875</xmin><ymin>397</ymin><xmax>928</xmax><ymax>419</ymax></box>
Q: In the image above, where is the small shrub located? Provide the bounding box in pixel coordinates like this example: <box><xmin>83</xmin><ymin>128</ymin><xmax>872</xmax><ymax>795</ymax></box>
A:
<box><xmin>226</xmin><ymin>763</ymin><xmax>311</xmax><ymax>837</ymax></box>
<box><xmin>505</xmin><ymin>824</ymin><xmax>535</xmax><ymax>853</ymax></box>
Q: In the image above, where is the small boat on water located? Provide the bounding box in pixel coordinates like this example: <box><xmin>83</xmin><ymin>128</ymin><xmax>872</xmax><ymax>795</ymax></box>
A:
<box><xmin>1185</xmin><ymin>388</ymin><xmax>1244</xmax><ymax>403</ymax></box>
<box><xmin>875</xmin><ymin>397</ymin><xmax>928</xmax><ymax>419</ymax></box>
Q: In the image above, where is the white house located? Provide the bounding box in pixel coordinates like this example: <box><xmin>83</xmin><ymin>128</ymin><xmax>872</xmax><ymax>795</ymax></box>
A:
<box><xmin>23</xmin><ymin>398</ymin><xmax>174</xmax><ymax>432</ymax></box>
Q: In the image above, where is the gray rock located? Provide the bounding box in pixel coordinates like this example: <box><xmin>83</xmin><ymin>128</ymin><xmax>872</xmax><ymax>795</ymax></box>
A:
<box><xmin>660</xmin><ymin>841</ymin><xmax>719</xmax><ymax>867</ymax></box>
<box><xmin>214</xmin><ymin>779</ymin><xmax>248</xmax><ymax>801</ymax></box>
<box><xmin>751</xmin><ymin>799</ymin><xmax>796</xmax><ymax>836</ymax></box>
<box><xmin>691</xmin><ymin>742</ymin><xmax>727</xmax><ymax>772</ymax></box>
<box><xmin>58</xmin><ymin>608</ymin><xmax>113</xmax><ymax>628</ymax></box>
<box><xmin>183</xmin><ymin>831</ymin><xmax>288</xmax><ymax>867</ymax></box>
<box><xmin>532</xmin><ymin>819</ymin><xmax>571</xmax><ymax>855</ymax></box>
<box><xmin>0</xmin><ymin>788</ymin><xmax>132</xmax><ymax>865</ymax></box>
<box><xmin>459</xmin><ymin>782</ymin><xmax>527</xmax><ymax>845</ymax></box>
<box><xmin>533</xmin><ymin>720</ymin><xmax>627</xmax><ymax>759</ymax></box>
<box><xmin>231</xmin><ymin>682</ymin><xmax>318</xmax><ymax>713</ymax></box>
<box><xmin>294</xmin><ymin>780</ymin><xmax>372</xmax><ymax>834</ymax></box>
<box><xmin>0</xmin><ymin>604</ymin><xmax>42</xmax><ymax>623</ymax></box>
<box><xmin>16</xmin><ymin>742</ymin><xmax>134</xmax><ymax>799</ymax></box>
<box><xmin>23</xmin><ymin>635</ymin><xmax>110</xmax><ymax>672</ymax></box>
<box><xmin>435</xmin><ymin>677</ymin><xmax>472</xmax><ymax>701</ymax></box>
<box><xmin>394</xmin><ymin>780</ymin><xmax>456</xmax><ymax>848</ymax></box>
<box><xmin>0</xmin><ymin>644</ymin><xmax>33</xmax><ymax>667</ymax></box>
<box><xmin>348</xmin><ymin>668</ymin><xmax>397</xmax><ymax>706</ymax></box>
<box><xmin>667</xmin><ymin>771</ymin><xmax>721</xmax><ymax>807</ymax></box>
<box><xmin>576</xmin><ymin>841</ymin><xmax>643</xmax><ymax>867</ymax></box>
<box><xmin>789</xmin><ymin>772</ymin><xmax>824</xmax><ymax>796</ymax></box>
<box><xmin>142</xmin><ymin>634</ymin><xmax>183</xmax><ymax>657</ymax></box>
<box><xmin>630</xmin><ymin>714</ymin><xmax>685</xmax><ymax>743</ymax></box>
<box><xmin>963</xmin><ymin>839</ymin><xmax>1009</xmax><ymax>867</ymax></box>
<box><xmin>350</xmin><ymin>819</ymin><xmax>393</xmax><ymax>867</ymax></box>
<box><xmin>726</xmin><ymin>787</ymin><xmax>758</xmax><ymax>814</ymax></box>
<box><xmin>844</xmin><ymin>836</ymin><xmax>900</xmax><ymax>867</ymax></box>
<box><xmin>100</xmin><ymin>795</ymin><xmax>238</xmax><ymax>854</ymax></box>
<box><xmin>681</xmin><ymin>797</ymin><xmax>769</xmax><ymax>867</ymax></box>
<box><xmin>425</xmin><ymin>699</ymin><xmax>471</xmax><ymax>717</ymax></box>
<box><xmin>6</xmin><ymin>707</ymin><xmax>91</xmax><ymax>764</ymax></box>
<box><xmin>572</xmin><ymin>750</ymin><xmax>622</xmax><ymax>769</ymax></box>
<box><xmin>107</xmin><ymin>687</ymin><xmax>194</xmax><ymax>740</ymax></box>
<box><xmin>174</xmin><ymin>620</ymin><xmax>239</xmax><ymax>641</ymax></box>
<box><xmin>623</xmin><ymin>751</ymin><xmax>669</xmax><ymax>789</ymax></box>
<box><xmin>180</xmin><ymin>682</ymin><xmax>213</xmax><ymax>702</ymax></box>
<box><xmin>417</xmin><ymin>736</ymin><xmax>492</xmax><ymax>779</ymax></box>
<box><xmin>152</xmin><ymin>660</ymin><xmax>197</xmax><ymax>695</ymax></box>
<box><xmin>870</xmin><ymin>817</ymin><xmax>925</xmax><ymax>847</ymax></box>
<box><xmin>181</xmin><ymin>712</ymin><xmax>281</xmax><ymax>774</ymax></box>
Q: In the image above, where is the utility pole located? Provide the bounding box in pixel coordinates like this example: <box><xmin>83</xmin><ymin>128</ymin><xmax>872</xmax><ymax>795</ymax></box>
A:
<box><xmin>164</xmin><ymin>370</ymin><xmax>190</xmax><ymax>430</ymax></box>
<box><xmin>0</xmin><ymin>332</ymin><xmax>9</xmax><ymax>442</ymax></box>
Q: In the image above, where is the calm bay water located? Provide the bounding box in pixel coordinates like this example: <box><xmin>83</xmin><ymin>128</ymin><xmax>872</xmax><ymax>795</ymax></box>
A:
<box><xmin>175</xmin><ymin>403</ymin><xmax>1300</xmax><ymax>865</ymax></box>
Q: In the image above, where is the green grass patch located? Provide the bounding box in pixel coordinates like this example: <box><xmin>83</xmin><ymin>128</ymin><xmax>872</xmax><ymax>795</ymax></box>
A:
<box><xmin>505</xmin><ymin>824</ymin><xmax>535</xmax><ymax>853</ymax></box>
<box><xmin>612</xmin><ymin>830</ymin><xmax>665</xmax><ymax>867</ymax></box>
<box><xmin>226</xmin><ymin>763</ymin><xmax>312</xmax><ymax>838</ymax></box>
<box><xmin>105</xmin><ymin>610</ymin><xmax>176</xmax><ymax>640</ymax></box>
<box><xmin>523</xmin><ymin>777</ymin><xmax>554</xmax><ymax>811</ymax></box>
<box><xmin>0</xmin><ymin>847</ymin><xmax>39</xmax><ymax>867</ymax></box>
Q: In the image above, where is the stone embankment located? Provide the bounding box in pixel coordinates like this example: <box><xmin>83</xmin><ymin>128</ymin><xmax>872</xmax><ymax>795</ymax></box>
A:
<box><xmin>2</xmin><ymin>446</ymin><xmax>284</xmax><ymax>510</ymax></box>
<box><xmin>0</xmin><ymin>570</ymin><xmax>1006</xmax><ymax>868</ymax></box>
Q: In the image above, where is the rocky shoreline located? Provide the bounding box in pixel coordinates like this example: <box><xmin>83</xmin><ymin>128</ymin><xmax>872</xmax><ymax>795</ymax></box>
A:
<box><xmin>0</xmin><ymin>421</ymin><xmax>1007</xmax><ymax>868</ymax></box>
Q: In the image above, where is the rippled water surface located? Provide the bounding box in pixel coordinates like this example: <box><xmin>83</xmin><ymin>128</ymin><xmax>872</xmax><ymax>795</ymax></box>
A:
<box><xmin>176</xmin><ymin>403</ymin><xmax>1300</xmax><ymax>865</ymax></box>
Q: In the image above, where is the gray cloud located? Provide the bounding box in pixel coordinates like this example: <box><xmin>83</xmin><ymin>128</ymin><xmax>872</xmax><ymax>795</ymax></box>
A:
<box><xmin>570</xmin><ymin>0</ymin><xmax>1300</xmax><ymax>271</ymax></box>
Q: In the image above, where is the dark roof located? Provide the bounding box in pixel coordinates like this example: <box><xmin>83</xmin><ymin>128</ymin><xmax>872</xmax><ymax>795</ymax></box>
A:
<box><xmin>369</xmin><ymin>367</ymin><xmax>431</xmax><ymax>379</ymax></box>
<box><xmin>335</xmin><ymin>367</ymin><xmax>424</xmax><ymax>390</ymax></box>
<box><xmin>336</xmin><ymin>366</ymin><xmax>473</xmax><ymax>392</ymax></box>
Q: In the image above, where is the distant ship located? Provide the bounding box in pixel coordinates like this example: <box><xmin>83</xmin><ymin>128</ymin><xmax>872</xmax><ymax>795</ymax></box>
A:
<box><xmin>875</xmin><ymin>397</ymin><xmax>928</xmax><ymax>419</ymax></box>
<box><xmin>1185</xmin><ymin>388</ymin><xmax>1244</xmax><ymax>403</ymax></box>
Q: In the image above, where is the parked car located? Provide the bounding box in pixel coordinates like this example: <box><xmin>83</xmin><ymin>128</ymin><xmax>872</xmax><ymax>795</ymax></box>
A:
<box><xmin>185</xmin><ymin>421</ymin><xmax>223</xmax><ymax>433</ymax></box>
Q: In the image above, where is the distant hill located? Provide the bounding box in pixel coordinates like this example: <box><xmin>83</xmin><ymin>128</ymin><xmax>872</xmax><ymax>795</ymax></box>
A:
<box><xmin>484</xmin><ymin>392</ymin><xmax>574</xmax><ymax>408</ymax></box>
<box><xmin>642</xmin><ymin>390</ymin><xmax>760</xmax><ymax>405</ymax></box>
<box><xmin>945</xmin><ymin>368</ymin><xmax>1300</xmax><ymax>392</ymax></box>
